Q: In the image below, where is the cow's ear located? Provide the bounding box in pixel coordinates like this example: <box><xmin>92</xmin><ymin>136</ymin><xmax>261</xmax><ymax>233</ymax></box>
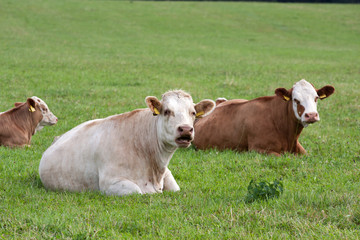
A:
<box><xmin>14</xmin><ymin>102</ymin><xmax>23</xmax><ymax>108</ymax></box>
<box><xmin>145</xmin><ymin>96</ymin><xmax>162</xmax><ymax>116</ymax></box>
<box><xmin>194</xmin><ymin>99</ymin><xmax>215</xmax><ymax>118</ymax></box>
<box><xmin>317</xmin><ymin>85</ymin><xmax>335</xmax><ymax>100</ymax></box>
<box><xmin>275</xmin><ymin>88</ymin><xmax>292</xmax><ymax>101</ymax></box>
<box><xmin>26</xmin><ymin>98</ymin><xmax>36</xmax><ymax>112</ymax></box>
<box><xmin>215</xmin><ymin>98</ymin><xmax>227</xmax><ymax>106</ymax></box>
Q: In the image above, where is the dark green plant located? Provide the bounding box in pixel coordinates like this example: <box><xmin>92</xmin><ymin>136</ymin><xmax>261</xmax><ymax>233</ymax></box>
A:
<box><xmin>245</xmin><ymin>179</ymin><xmax>284</xmax><ymax>203</ymax></box>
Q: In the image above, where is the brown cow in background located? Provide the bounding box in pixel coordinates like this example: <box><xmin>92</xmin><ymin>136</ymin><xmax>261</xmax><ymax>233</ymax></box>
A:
<box><xmin>0</xmin><ymin>96</ymin><xmax>57</xmax><ymax>147</ymax></box>
<box><xmin>193</xmin><ymin>79</ymin><xmax>335</xmax><ymax>156</ymax></box>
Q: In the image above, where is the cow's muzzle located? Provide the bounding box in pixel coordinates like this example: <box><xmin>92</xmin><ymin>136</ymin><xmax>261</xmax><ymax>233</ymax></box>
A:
<box><xmin>304</xmin><ymin>112</ymin><xmax>319</xmax><ymax>124</ymax></box>
<box><xmin>175</xmin><ymin>125</ymin><xmax>194</xmax><ymax>147</ymax></box>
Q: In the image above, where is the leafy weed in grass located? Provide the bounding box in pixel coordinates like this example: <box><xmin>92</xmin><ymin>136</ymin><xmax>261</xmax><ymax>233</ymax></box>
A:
<box><xmin>245</xmin><ymin>178</ymin><xmax>284</xmax><ymax>203</ymax></box>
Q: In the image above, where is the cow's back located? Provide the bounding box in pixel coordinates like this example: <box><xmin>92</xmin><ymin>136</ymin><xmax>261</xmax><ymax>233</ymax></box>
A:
<box><xmin>193</xmin><ymin>98</ymin><xmax>273</xmax><ymax>151</ymax></box>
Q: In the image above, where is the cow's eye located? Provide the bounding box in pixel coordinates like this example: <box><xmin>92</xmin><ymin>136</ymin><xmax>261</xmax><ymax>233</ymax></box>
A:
<box><xmin>294</xmin><ymin>99</ymin><xmax>300</xmax><ymax>105</ymax></box>
<box><xmin>164</xmin><ymin>109</ymin><xmax>171</xmax><ymax>116</ymax></box>
<box><xmin>315</xmin><ymin>97</ymin><xmax>319</xmax><ymax>102</ymax></box>
<box><xmin>191</xmin><ymin>111</ymin><xmax>196</xmax><ymax>117</ymax></box>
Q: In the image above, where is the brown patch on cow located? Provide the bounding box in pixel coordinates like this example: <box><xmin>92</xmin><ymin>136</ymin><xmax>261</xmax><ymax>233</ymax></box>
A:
<box><xmin>297</xmin><ymin>103</ymin><xmax>305</xmax><ymax>117</ymax></box>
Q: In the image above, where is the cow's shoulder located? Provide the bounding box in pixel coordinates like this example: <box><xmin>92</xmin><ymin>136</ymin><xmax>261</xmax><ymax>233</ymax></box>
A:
<box><xmin>108</xmin><ymin>108</ymin><xmax>149</xmax><ymax>122</ymax></box>
<box><xmin>250</xmin><ymin>96</ymin><xmax>275</xmax><ymax>103</ymax></box>
<box><xmin>1</xmin><ymin>103</ymin><xmax>25</xmax><ymax>116</ymax></box>
<box><xmin>216</xmin><ymin>99</ymin><xmax>248</xmax><ymax>107</ymax></box>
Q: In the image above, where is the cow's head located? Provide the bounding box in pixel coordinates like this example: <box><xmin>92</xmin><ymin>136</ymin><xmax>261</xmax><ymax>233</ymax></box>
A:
<box><xmin>26</xmin><ymin>96</ymin><xmax>58</xmax><ymax>132</ymax></box>
<box><xmin>146</xmin><ymin>90</ymin><xmax>215</xmax><ymax>148</ymax></box>
<box><xmin>275</xmin><ymin>79</ymin><xmax>335</xmax><ymax>127</ymax></box>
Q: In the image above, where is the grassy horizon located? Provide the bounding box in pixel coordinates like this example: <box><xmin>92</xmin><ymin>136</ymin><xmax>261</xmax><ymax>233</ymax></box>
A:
<box><xmin>1</xmin><ymin>0</ymin><xmax>360</xmax><ymax>238</ymax></box>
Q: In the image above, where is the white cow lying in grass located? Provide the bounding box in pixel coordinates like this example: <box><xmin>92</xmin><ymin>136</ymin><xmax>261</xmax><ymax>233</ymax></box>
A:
<box><xmin>39</xmin><ymin>90</ymin><xmax>215</xmax><ymax>196</ymax></box>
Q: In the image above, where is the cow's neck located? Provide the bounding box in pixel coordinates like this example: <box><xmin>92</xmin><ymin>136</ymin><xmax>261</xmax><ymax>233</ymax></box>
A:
<box><xmin>10</xmin><ymin>106</ymin><xmax>38</xmax><ymax>137</ymax></box>
<box><xmin>155</xmin><ymin>119</ymin><xmax>177</xmax><ymax>169</ymax></box>
<box><xmin>139</xmin><ymin>117</ymin><xmax>175</xmax><ymax>190</ymax></box>
<box><xmin>140</xmin><ymin>116</ymin><xmax>176</xmax><ymax>187</ymax></box>
<box><xmin>272</xmin><ymin>97</ymin><xmax>304</xmax><ymax>152</ymax></box>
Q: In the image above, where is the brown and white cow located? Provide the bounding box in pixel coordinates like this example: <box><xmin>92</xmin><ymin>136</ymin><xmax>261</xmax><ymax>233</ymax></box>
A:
<box><xmin>0</xmin><ymin>96</ymin><xmax>58</xmax><ymax>147</ymax></box>
<box><xmin>39</xmin><ymin>90</ymin><xmax>215</xmax><ymax>196</ymax></box>
<box><xmin>193</xmin><ymin>79</ymin><xmax>335</xmax><ymax>156</ymax></box>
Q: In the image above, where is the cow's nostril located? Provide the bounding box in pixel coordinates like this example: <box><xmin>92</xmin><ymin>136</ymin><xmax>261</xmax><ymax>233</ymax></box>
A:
<box><xmin>304</xmin><ymin>112</ymin><xmax>319</xmax><ymax>122</ymax></box>
<box><xmin>178</xmin><ymin>125</ymin><xmax>193</xmax><ymax>134</ymax></box>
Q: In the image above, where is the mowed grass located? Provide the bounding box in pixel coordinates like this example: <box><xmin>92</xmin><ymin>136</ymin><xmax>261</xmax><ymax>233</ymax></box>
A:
<box><xmin>0</xmin><ymin>0</ymin><xmax>360</xmax><ymax>238</ymax></box>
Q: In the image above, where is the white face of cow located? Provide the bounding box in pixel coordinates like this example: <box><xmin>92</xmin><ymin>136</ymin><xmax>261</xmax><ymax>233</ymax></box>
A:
<box><xmin>291</xmin><ymin>80</ymin><xmax>320</xmax><ymax>127</ymax></box>
<box><xmin>146</xmin><ymin>90</ymin><xmax>215</xmax><ymax>149</ymax></box>
<box><xmin>30</xmin><ymin>96</ymin><xmax>58</xmax><ymax>131</ymax></box>
<box><xmin>275</xmin><ymin>79</ymin><xmax>335</xmax><ymax>127</ymax></box>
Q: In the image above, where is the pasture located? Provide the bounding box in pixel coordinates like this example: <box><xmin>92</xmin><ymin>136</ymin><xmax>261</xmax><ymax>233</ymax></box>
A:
<box><xmin>0</xmin><ymin>0</ymin><xmax>359</xmax><ymax>238</ymax></box>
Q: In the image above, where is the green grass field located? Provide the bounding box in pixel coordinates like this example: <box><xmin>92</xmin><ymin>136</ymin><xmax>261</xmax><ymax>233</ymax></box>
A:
<box><xmin>1</xmin><ymin>0</ymin><xmax>360</xmax><ymax>238</ymax></box>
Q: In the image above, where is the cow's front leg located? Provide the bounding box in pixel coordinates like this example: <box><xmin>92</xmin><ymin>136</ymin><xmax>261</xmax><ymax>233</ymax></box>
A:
<box><xmin>101</xmin><ymin>179</ymin><xmax>142</xmax><ymax>196</ymax></box>
<box><xmin>163</xmin><ymin>168</ymin><xmax>180</xmax><ymax>192</ymax></box>
<box><xmin>296</xmin><ymin>141</ymin><xmax>307</xmax><ymax>155</ymax></box>
<box><xmin>248</xmin><ymin>144</ymin><xmax>281</xmax><ymax>156</ymax></box>
<box><xmin>0</xmin><ymin>135</ymin><xmax>28</xmax><ymax>148</ymax></box>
